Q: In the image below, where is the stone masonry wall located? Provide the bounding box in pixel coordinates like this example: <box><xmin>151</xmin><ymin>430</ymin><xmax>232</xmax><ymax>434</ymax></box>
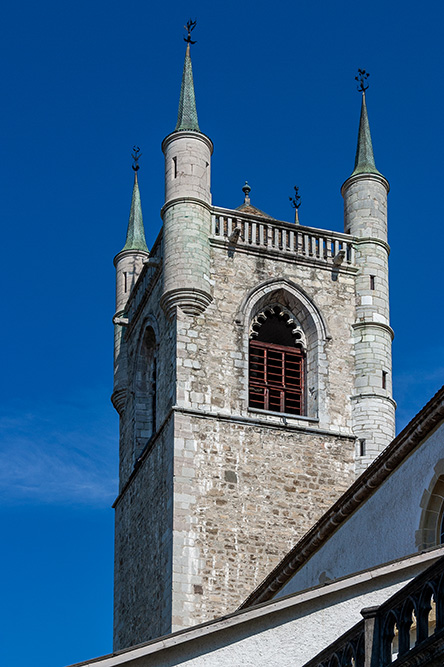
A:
<box><xmin>171</xmin><ymin>413</ymin><xmax>355</xmax><ymax>631</ymax></box>
<box><xmin>176</xmin><ymin>241</ymin><xmax>357</xmax><ymax>432</ymax></box>
<box><xmin>113</xmin><ymin>417</ymin><xmax>174</xmax><ymax>650</ymax></box>
<box><xmin>114</xmin><ymin>273</ymin><xmax>177</xmax><ymax>650</ymax></box>
<box><xmin>118</xmin><ymin>275</ymin><xmax>176</xmax><ymax>488</ymax></box>
<box><xmin>169</xmin><ymin>240</ymin><xmax>359</xmax><ymax>630</ymax></box>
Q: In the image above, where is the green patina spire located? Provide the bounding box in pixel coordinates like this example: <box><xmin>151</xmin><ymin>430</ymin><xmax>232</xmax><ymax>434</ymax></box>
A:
<box><xmin>351</xmin><ymin>91</ymin><xmax>382</xmax><ymax>177</ymax></box>
<box><xmin>175</xmin><ymin>42</ymin><xmax>200</xmax><ymax>132</ymax></box>
<box><xmin>122</xmin><ymin>169</ymin><xmax>148</xmax><ymax>252</ymax></box>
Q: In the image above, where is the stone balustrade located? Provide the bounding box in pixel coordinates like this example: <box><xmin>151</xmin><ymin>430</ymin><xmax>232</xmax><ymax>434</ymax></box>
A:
<box><xmin>211</xmin><ymin>208</ymin><xmax>356</xmax><ymax>267</ymax></box>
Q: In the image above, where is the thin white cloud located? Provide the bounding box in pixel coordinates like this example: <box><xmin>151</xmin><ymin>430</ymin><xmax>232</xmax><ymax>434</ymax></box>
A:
<box><xmin>0</xmin><ymin>391</ymin><xmax>118</xmax><ymax>506</ymax></box>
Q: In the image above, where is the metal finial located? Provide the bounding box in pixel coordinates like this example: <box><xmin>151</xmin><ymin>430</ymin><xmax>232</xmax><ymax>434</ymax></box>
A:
<box><xmin>184</xmin><ymin>19</ymin><xmax>197</xmax><ymax>44</ymax></box>
<box><xmin>242</xmin><ymin>181</ymin><xmax>251</xmax><ymax>205</ymax></box>
<box><xmin>355</xmin><ymin>69</ymin><xmax>369</xmax><ymax>93</ymax></box>
<box><xmin>132</xmin><ymin>146</ymin><xmax>141</xmax><ymax>172</ymax></box>
<box><xmin>289</xmin><ymin>186</ymin><xmax>301</xmax><ymax>224</ymax></box>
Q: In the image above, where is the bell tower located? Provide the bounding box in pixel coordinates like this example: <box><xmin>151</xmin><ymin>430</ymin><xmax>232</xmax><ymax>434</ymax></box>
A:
<box><xmin>112</xmin><ymin>39</ymin><xmax>395</xmax><ymax>651</ymax></box>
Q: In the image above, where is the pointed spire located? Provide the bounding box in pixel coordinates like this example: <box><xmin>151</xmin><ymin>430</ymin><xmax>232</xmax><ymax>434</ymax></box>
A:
<box><xmin>175</xmin><ymin>42</ymin><xmax>200</xmax><ymax>132</ymax></box>
<box><xmin>351</xmin><ymin>90</ymin><xmax>382</xmax><ymax>178</ymax></box>
<box><xmin>122</xmin><ymin>149</ymin><xmax>148</xmax><ymax>252</ymax></box>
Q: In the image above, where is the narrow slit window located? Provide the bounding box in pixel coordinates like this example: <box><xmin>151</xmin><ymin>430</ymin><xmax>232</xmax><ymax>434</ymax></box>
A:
<box><xmin>370</xmin><ymin>275</ymin><xmax>375</xmax><ymax>290</ymax></box>
<box><xmin>123</xmin><ymin>272</ymin><xmax>128</xmax><ymax>293</ymax></box>
<box><xmin>173</xmin><ymin>156</ymin><xmax>177</xmax><ymax>178</ymax></box>
<box><xmin>359</xmin><ymin>439</ymin><xmax>366</xmax><ymax>456</ymax></box>
<box><xmin>382</xmin><ymin>370</ymin><xmax>387</xmax><ymax>389</ymax></box>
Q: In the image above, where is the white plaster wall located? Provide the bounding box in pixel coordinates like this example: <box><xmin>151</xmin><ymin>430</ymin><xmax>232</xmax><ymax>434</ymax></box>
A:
<box><xmin>278</xmin><ymin>421</ymin><xmax>444</xmax><ymax>597</ymax></box>
<box><xmin>77</xmin><ymin>561</ymin><xmax>433</xmax><ymax>667</ymax></box>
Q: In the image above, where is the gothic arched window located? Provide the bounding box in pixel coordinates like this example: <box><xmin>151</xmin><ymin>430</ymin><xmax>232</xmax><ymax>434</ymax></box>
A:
<box><xmin>134</xmin><ymin>326</ymin><xmax>157</xmax><ymax>459</ymax></box>
<box><xmin>248</xmin><ymin>305</ymin><xmax>306</xmax><ymax>416</ymax></box>
<box><xmin>417</xmin><ymin>469</ymin><xmax>444</xmax><ymax>550</ymax></box>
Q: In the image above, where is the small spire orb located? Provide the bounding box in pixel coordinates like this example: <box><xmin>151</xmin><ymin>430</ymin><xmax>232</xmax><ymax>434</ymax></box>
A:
<box><xmin>242</xmin><ymin>181</ymin><xmax>251</xmax><ymax>205</ymax></box>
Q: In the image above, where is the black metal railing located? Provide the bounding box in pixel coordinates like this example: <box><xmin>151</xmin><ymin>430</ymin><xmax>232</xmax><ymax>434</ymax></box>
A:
<box><xmin>304</xmin><ymin>554</ymin><xmax>444</xmax><ymax>667</ymax></box>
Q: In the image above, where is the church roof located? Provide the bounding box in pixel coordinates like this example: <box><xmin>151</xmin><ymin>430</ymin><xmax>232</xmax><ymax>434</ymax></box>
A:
<box><xmin>175</xmin><ymin>43</ymin><xmax>200</xmax><ymax>133</ymax></box>
<box><xmin>235</xmin><ymin>203</ymin><xmax>274</xmax><ymax>218</ymax></box>
<box><xmin>121</xmin><ymin>170</ymin><xmax>148</xmax><ymax>253</ymax></box>
<box><xmin>240</xmin><ymin>383</ymin><xmax>444</xmax><ymax>608</ymax></box>
<box><xmin>236</xmin><ymin>181</ymin><xmax>274</xmax><ymax>219</ymax></box>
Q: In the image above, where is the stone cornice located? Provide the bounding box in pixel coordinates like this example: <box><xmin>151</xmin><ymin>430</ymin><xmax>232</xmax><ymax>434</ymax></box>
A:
<box><xmin>240</xmin><ymin>384</ymin><xmax>444</xmax><ymax>608</ymax></box>
<box><xmin>113</xmin><ymin>405</ymin><xmax>355</xmax><ymax>508</ymax></box>
<box><xmin>350</xmin><ymin>393</ymin><xmax>398</xmax><ymax>409</ymax></box>
<box><xmin>210</xmin><ymin>237</ymin><xmax>358</xmax><ymax>274</ymax></box>
<box><xmin>113</xmin><ymin>247</ymin><xmax>149</xmax><ymax>268</ymax></box>
<box><xmin>353</xmin><ymin>236</ymin><xmax>390</xmax><ymax>254</ymax></box>
<box><xmin>341</xmin><ymin>171</ymin><xmax>390</xmax><ymax>196</ymax></box>
<box><xmin>173</xmin><ymin>405</ymin><xmax>354</xmax><ymax>440</ymax></box>
<box><xmin>161</xmin><ymin>129</ymin><xmax>214</xmax><ymax>155</ymax></box>
<box><xmin>161</xmin><ymin>196</ymin><xmax>212</xmax><ymax>218</ymax></box>
<box><xmin>352</xmin><ymin>320</ymin><xmax>395</xmax><ymax>340</ymax></box>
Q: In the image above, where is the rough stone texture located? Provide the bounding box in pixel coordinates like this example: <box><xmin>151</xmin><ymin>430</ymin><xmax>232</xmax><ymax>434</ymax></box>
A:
<box><xmin>112</xmin><ymin>151</ymin><xmax>395</xmax><ymax>649</ymax></box>
<box><xmin>113</xmin><ymin>268</ymin><xmax>178</xmax><ymax>651</ymax></box>
<box><xmin>172</xmin><ymin>412</ymin><xmax>355</xmax><ymax>631</ymax></box>
<box><xmin>113</xmin><ymin>418</ymin><xmax>174</xmax><ymax>650</ymax></box>
<box><xmin>161</xmin><ymin>131</ymin><xmax>213</xmax><ymax>316</ymax></box>
<box><xmin>343</xmin><ymin>173</ymin><xmax>395</xmax><ymax>473</ymax></box>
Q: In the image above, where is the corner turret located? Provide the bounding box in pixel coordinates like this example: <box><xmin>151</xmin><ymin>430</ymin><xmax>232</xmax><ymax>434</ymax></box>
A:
<box><xmin>112</xmin><ymin>152</ymin><xmax>149</xmax><ymax>415</ymax></box>
<box><xmin>160</xmin><ymin>23</ymin><xmax>213</xmax><ymax>317</ymax></box>
<box><xmin>341</xmin><ymin>71</ymin><xmax>395</xmax><ymax>469</ymax></box>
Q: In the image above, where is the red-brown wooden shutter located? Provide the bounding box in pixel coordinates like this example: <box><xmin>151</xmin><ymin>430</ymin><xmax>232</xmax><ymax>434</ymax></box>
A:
<box><xmin>249</xmin><ymin>340</ymin><xmax>304</xmax><ymax>415</ymax></box>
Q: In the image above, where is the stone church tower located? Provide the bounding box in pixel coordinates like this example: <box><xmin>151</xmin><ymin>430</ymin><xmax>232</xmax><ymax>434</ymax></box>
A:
<box><xmin>111</xmin><ymin>42</ymin><xmax>395</xmax><ymax>651</ymax></box>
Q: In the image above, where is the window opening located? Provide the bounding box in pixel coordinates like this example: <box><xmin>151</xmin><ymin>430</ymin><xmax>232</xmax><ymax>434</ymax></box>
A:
<box><xmin>370</xmin><ymin>275</ymin><xmax>375</xmax><ymax>290</ymax></box>
<box><xmin>123</xmin><ymin>271</ymin><xmax>128</xmax><ymax>293</ymax></box>
<box><xmin>382</xmin><ymin>370</ymin><xmax>387</xmax><ymax>389</ymax></box>
<box><xmin>173</xmin><ymin>156</ymin><xmax>177</xmax><ymax>178</ymax></box>
<box><xmin>134</xmin><ymin>327</ymin><xmax>157</xmax><ymax>460</ymax></box>
<box><xmin>359</xmin><ymin>439</ymin><xmax>366</xmax><ymax>456</ymax></box>
<box><xmin>249</xmin><ymin>305</ymin><xmax>306</xmax><ymax>416</ymax></box>
<box><xmin>428</xmin><ymin>594</ymin><xmax>437</xmax><ymax>636</ymax></box>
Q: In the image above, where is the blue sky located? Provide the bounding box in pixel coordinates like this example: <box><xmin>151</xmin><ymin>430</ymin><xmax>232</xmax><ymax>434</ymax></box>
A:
<box><xmin>1</xmin><ymin>1</ymin><xmax>443</xmax><ymax>666</ymax></box>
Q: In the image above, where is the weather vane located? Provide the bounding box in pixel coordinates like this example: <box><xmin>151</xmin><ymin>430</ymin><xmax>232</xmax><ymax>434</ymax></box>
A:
<box><xmin>355</xmin><ymin>69</ymin><xmax>369</xmax><ymax>93</ymax></box>
<box><xmin>132</xmin><ymin>146</ymin><xmax>141</xmax><ymax>172</ymax></box>
<box><xmin>184</xmin><ymin>19</ymin><xmax>197</xmax><ymax>44</ymax></box>
<box><xmin>289</xmin><ymin>186</ymin><xmax>301</xmax><ymax>224</ymax></box>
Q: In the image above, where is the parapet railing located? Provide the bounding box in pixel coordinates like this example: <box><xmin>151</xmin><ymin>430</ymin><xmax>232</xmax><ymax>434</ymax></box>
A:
<box><xmin>211</xmin><ymin>208</ymin><xmax>356</xmax><ymax>267</ymax></box>
<box><xmin>303</xmin><ymin>554</ymin><xmax>444</xmax><ymax>667</ymax></box>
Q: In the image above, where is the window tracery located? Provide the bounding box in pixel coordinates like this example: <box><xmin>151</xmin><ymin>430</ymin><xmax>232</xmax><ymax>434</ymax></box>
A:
<box><xmin>248</xmin><ymin>304</ymin><xmax>306</xmax><ymax>416</ymax></box>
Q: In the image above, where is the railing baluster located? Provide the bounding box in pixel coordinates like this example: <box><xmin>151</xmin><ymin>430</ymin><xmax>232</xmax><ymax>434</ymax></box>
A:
<box><xmin>350</xmin><ymin>243</ymin><xmax>355</xmax><ymax>264</ymax></box>
<box><xmin>209</xmin><ymin>210</ymin><xmax>356</xmax><ymax>267</ymax></box>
